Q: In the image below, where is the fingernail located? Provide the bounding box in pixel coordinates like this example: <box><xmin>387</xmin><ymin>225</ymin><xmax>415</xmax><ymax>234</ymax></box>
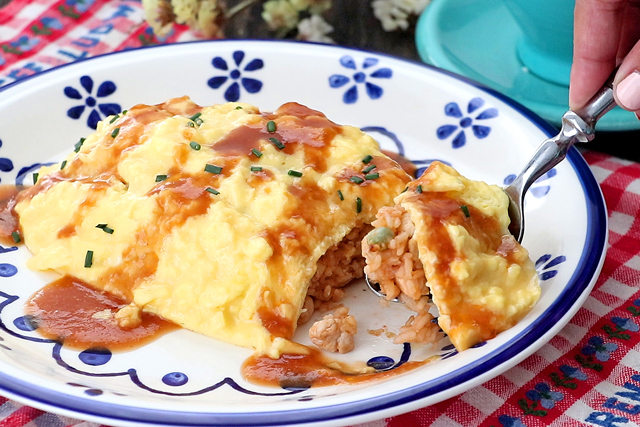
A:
<box><xmin>616</xmin><ymin>71</ymin><xmax>640</xmax><ymax>110</ymax></box>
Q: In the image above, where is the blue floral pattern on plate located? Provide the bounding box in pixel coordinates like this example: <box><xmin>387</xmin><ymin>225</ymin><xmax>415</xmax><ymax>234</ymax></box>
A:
<box><xmin>436</xmin><ymin>97</ymin><xmax>498</xmax><ymax>148</ymax></box>
<box><xmin>329</xmin><ymin>56</ymin><xmax>392</xmax><ymax>104</ymax></box>
<box><xmin>207</xmin><ymin>50</ymin><xmax>264</xmax><ymax>102</ymax></box>
<box><xmin>64</xmin><ymin>75</ymin><xmax>121</xmax><ymax>129</ymax></box>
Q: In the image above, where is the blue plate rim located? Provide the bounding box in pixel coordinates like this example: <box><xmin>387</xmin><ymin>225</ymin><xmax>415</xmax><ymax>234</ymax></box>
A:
<box><xmin>0</xmin><ymin>39</ymin><xmax>608</xmax><ymax>426</ymax></box>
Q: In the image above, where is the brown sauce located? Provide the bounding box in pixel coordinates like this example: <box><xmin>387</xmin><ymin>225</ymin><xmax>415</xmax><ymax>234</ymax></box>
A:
<box><xmin>25</xmin><ymin>275</ymin><xmax>177</xmax><ymax>351</ymax></box>
<box><xmin>381</xmin><ymin>150</ymin><xmax>417</xmax><ymax>177</ymax></box>
<box><xmin>242</xmin><ymin>346</ymin><xmax>429</xmax><ymax>388</ymax></box>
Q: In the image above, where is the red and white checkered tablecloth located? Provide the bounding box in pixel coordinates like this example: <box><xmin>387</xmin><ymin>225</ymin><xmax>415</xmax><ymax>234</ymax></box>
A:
<box><xmin>1</xmin><ymin>1</ymin><xmax>639</xmax><ymax>426</ymax></box>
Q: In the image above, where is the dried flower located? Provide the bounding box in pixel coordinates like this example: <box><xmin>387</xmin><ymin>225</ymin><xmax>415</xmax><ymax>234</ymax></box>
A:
<box><xmin>262</xmin><ymin>0</ymin><xmax>300</xmax><ymax>34</ymax></box>
<box><xmin>141</xmin><ymin>0</ymin><xmax>176</xmax><ymax>36</ymax></box>
<box><xmin>372</xmin><ymin>0</ymin><xmax>431</xmax><ymax>32</ymax></box>
<box><xmin>296</xmin><ymin>14</ymin><xmax>334</xmax><ymax>43</ymax></box>
<box><xmin>142</xmin><ymin>0</ymin><xmax>226</xmax><ymax>38</ymax></box>
<box><xmin>290</xmin><ymin>0</ymin><xmax>332</xmax><ymax>14</ymax></box>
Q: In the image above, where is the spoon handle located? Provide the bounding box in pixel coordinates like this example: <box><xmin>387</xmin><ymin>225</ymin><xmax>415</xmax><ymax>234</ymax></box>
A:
<box><xmin>510</xmin><ymin>71</ymin><xmax>617</xmax><ymax>203</ymax></box>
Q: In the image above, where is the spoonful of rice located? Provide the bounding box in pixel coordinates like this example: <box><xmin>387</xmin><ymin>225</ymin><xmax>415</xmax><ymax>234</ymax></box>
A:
<box><xmin>365</xmin><ymin>71</ymin><xmax>617</xmax><ymax>303</ymax></box>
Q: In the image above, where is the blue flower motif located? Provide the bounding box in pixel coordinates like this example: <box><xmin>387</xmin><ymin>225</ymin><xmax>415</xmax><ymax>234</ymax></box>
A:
<box><xmin>0</xmin><ymin>139</ymin><xmax>14</xmax><ymax>183</ymax></box>
<box><xmin>582</xmin><ymin>336</ymin><xmax>617</xmax><ymax>362</ymax></box>
<box><xmin>611</xmin><ymin>316</ymin><xmax>639</xmax><ymax>332</ymax></box>
<box><xmin>64</xmin><ymin>75</ymin><xmax>121</xmax><ymax>129</ymax></box>
<box><xmin>498</xmin><ymin>414</ymin><xmax>527</xmax><ymax>427</ymax></box>
<box><xmin>66</xmin><ymin>0</ymin><xmax>94</xmax><ymax>13</ymax></box>
<box><xmin>329</xmin><ymin>56</ymin><xmax>392</xmax><ymax>104</ymax></box>
<box><xmin>504</xmin><ymin>168</ymin><xmax>557</xmax><ymax>199</ymax></box>
<box><xmin>436</xmin><ymin>98</ymin><xmax>498</xmax><ymax>148</ymax></box>
<box><xmin>535</xmin><ymin>253</ymin><xmax>566</xmax><ymax>281</ymax></box>
<box><xmin>41</xmin><ymin>17</ymin><xmax>64</xmax><ymax>30</ymax></box>
<box><xmin>207</xmin><ymin>50</ymin><xmax>264</xmax><ymax>102</ymax></box>
<box><xmin>559</xmin><ymin>364</ymin><xmax>587</xmax><ymax>381</ymax></box>
<box><xmin>11</xmin><ymin>36</ymin><xmax>39</xmax><ymax>52</ymax></box>
<box><xmin>525</xmin><ymin>382</ymin><xmax>564</xmax><ymax>409</ymax></box>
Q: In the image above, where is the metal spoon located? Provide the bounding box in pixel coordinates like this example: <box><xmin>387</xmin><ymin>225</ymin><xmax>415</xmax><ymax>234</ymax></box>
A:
<box><xmin>367</xmin><ymin>71</ymin><xmax>618</xmax><ymax>300</ymax></box>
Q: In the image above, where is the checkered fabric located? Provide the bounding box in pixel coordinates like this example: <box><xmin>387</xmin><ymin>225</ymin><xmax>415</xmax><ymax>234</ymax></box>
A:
<box><xmin>1</xmin><ymin>1</ymin><xmax>639</xmax><ymax>426</ymax></box>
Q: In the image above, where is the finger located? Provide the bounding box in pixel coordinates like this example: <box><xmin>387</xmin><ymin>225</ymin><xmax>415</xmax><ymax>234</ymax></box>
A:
<box><xmin>613</xmin><ymin>40</ymin><xmax>640</xmax><ymax>111</ymax></box>
<box><xmin>569</xmin><ymin>0</ymin><xmax>627</xmax><ymax>109</ymax></box>
<box><xmin>616</xmin><ymin>0</ymin><xmax>640</xmax><ymax>62</ymax></box>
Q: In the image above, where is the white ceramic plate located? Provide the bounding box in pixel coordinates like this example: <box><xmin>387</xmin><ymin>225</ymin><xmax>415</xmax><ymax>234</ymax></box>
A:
<box><xmin>0</xmin><ymin>40</ymin><xmax>607</xmax><ymax>427</ymax></box>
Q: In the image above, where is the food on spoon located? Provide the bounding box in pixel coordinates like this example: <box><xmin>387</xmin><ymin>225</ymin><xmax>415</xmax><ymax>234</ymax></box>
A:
<box><xmin>362</xmin><ymin>161</ymin><xmax>541</xmax><ymax>351</ymax></box>
<box><xmin>14</xmin><ymin>97</ymin><xmax>411</xmax><ymax>357</ymax></box>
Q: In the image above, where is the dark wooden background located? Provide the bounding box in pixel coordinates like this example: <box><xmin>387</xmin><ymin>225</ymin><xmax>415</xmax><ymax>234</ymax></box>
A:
<box><xmin>1</xmin><ymin>0</ymin><xmax>637</xmax><ymax>161</ymax></box>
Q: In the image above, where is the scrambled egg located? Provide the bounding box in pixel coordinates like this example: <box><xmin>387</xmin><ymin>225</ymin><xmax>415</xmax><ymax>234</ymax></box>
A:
<box><xmin>15</xmin><ymin>97</ymin><xmax>410</xmax><ymax>356</ymax></box>
<box><xmin>397</xmin><ymin>162</ymin><xmax>541</xmax><ymax>351</ymax></box>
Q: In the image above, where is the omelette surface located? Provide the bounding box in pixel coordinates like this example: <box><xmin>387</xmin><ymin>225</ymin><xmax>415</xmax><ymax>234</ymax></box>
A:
<box><xmin>15</xmin><ymin>97</ymin><xmax>411</xmax><ymax>356</ymax></box>
<box><xmin>396</xmin><ymin>162</ymin><xmax>541</xmax><ymax>351</ymax></box>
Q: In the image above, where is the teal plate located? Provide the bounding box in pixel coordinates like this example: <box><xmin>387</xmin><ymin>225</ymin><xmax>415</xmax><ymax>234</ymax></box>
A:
<box><xmin>415</xmin><ymin>0</ymin><xmax>640</xmax><ymax>131</ymax></box>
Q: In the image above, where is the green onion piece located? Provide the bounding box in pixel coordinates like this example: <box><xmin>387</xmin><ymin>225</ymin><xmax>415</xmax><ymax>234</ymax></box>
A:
<box><xmin>362</xmin><ymin>155</ymin><xmax>373</xmax><ymax>164</ymax></box>
<box><xmin>251</xmin><ymin>166</ymin><xmax>263</xmax><ymax>172</ymax></box>
<box><xmin>187</xmin><ymin>122</ymin><xmax>195</xmax><ymax>128</ymax></box>
<box><xmin>32</xmin><ymin>173</ymin><xmax>39</xmax><ymax>184</ymax></box>
<box><xmin>416</xmin><ymin>184</ymin><xmax>423</xmax><ymax>194</ymax></box>
<box><xmin>206</xmin><ymin>187</ymin><xmax>220</xmax><ymax>195</ymax></box>
<box><xmin>235</xmin><ymin>106</ymin><xmax>243</xmax><ymax>110</ymax></box>
<box><xmin>122</xmin><ymin>110</ymin><xmax>128</xmax><ymax>115</ymax></box>
<box><xmin>401</xmin><ymin>187</ymin><xmax>408</xmax><ymax>193</ymax></box>
<box><xmin>269</xmin><ymin>137</ymin><xmax>285</xmax><ymax>149</ymax></box>
<box><xmin>74</xmin><ymin>138</ymin><xmax>85</xmax><ymax>153</ymax></box>
<box><xmin>337</xmin><ymin>190</ymin><xmax>344</xmax><ymax>201</ymax></box>
<box><xmin>111</xmin><ymin>127</ymin><xmax>120</xmax><ymax>138</ymax></box>
<box><xmin>204</xmin><ymin>164</ymin><xmax>222</xmax><ymax>174</ymax></box>
<box><xmin>60</xmin><ymin>160</ymin><xmax>67</xmax><ymax>170</ymax></box>
<box><xmin>109</xmin><ymin>114</ymin><xmax>120</xmax><ymax>124</ymax></box>
<box><xmin>350</xmin><ymin>176</ymin><xmax>365</xmax><ymax>184</ymax></box>
<box><xmin>189</xmin><ymin>112</ymin><xmax>202</xmax><ymax>121</ymax></box>
<box><xmin>363</xmin><ymin>164</ymin><xmax>377</xmax><ymax>174</ymax></box>
<box><xmin>190</xmin><ymin>141</ymin><xmax>201</xmax><ymax>150</ymax></box>
<box><xmin>288</xmin><ymin>170</ymin><xmax>302</xmax><ymax>177</ymax></box>
<box><xmin>11</xmin><ymin>231</ymin><xmax>20</xmax><ymax>243</ymax></box>
<box><xmin>461</xmin><ymin>205</ymin><xmax>470</xmax><ymax>218</ymax></box>
<box><xmin>356</xmin><ymin>197</ymin><xmax>362</xmax><ymax>213</ymax></box>
<box><xmin>155</xmin><ymin>174</ymin><xmax>168</xmax><ymax>182</ymax></box>
<box><xmin>96</xmin><ymin>224</ymin><xmax>114</xmax><ymax>234</ymax></box>
<box><xmin>365</xmin><ymin>173</ymin><xmax>379</xmax><ymax>180</ymax></box>
<box><xmin>251</xmin><ymin>148</ymin><xmax>263</xmax><ymax>158</ymax></box>
<box><xmin>267</xmin><ymin>120</ymin><xmax>277</xmax><ymax>133</ymax></box>
<box><xmin>84</xmin><ymin>250</ymin><xmax>93</xmax><ymax>268</ymax></box>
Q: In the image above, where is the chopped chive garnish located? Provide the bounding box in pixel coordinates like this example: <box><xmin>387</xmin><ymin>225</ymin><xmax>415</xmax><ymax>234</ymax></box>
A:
<box><xmin>60</xmin><ymin>160</ymin><xmax>67</xmax><ymax>170</ymax></box>
<box><xmin>337</xmin><ymin>190</ymin><xmax>344</xmax><ymax>200</ymax></box>
<box><xmin>122</xmin><ymin>110</ymin><xmax>128</xmax><ymax>115</ymax></box>
<box><xmin>356</xmin><ymin>197</ymin><xmax>362</xmax><ymax>213</ymax></box>
<box><xmin>155</xmin><ymin>174</ymin><xmax>168</xmax><ymax>182</ymax></box>
<box><xmin>74</xmin><ymin>138</ymin><xmax>85</xmax><ymax>153</ymax></box>
<box><xmin>109</xmin><ymin>114</ymin><xmax>120</xmax><ymax>124</ymax></box>
<box><xmin>111</xmin><ymin>127</ymin><xmax>120</xmax><ymax>138</ymax></box>
<box><xmin>206</xmin><ymin>187</ymin><xmax>220</xmax><ymax>195</ymax></box>
<box><xmin>11</xmin><ymin>231</ymin><xmax>20</xmax><ymax>243</ymax></box>
<box><xmin>32</xmin><ymin>173</ymin><xmax>38</xmax><ymax>184</ymax></box>
<box><xmin>204</xmin><ymin>164</ymin><xmax>223</xmax><ymax>174</ymax></box>
<box><xmin>96</xmin><ymin>224</ymin><xmax>114</xmax><ymax>234</ymax></box>
<box><xmin>251</xmin><ymin>148</ymin><xmax>263</xmax><ymax>158</ymax></box>
<box><xmin>187</xmin><ymin>122</ymin><xmax>195</xmax><ymax>128</ymax></box>
<box><xmin>363</xmin><ymin>164</ymin><xmax>377</xmax><ymax>174</ymax></box>
<box><xmin>350</xmin><ymin>176</ymin><xmax>365</xmax><ymax>184</ymax></box>
<box><xmin>235</xmin><ymin>106</ymin><xmax>243</xmax><ymax>110</ymax></box>
<box><xmin>362</xmin><ymin>155</ymin><xmax>373</xmax><ymax>164</ymax></box>
<box><xmin>189</xmin><ymin>141</ymin><xmax>201</xmax><ymax>150</ymax></box>
<box><xmin>401</xmin><ymin>187</ymin><xmax>408</xmax><ymax>193</ymax></box>
<box><xmin>365</xmin><ymin>173</ymin><xmax>379</xmax><ymax>180</ymax></box>
<box><xmin>288</xmin><ymin>170</ymin><xmax>302</xmax><ymax>177</ymax></box>
<box><xmin>189</xmin><ymin>112</ymin><xmax>202</xmax><ymax>121</ymax></box>
<box><xmin>269</xmin><ymin>137</ymin><xmax>285</xmax><ymax>149</ymax></box>
<box><xmin>84</xmin><ymin>250</ymin><xmax>93</xmax><ymax>268</ymax></box>
<box><xmin>461</xmin><ymin>205</ymin><xmax>470</xmax><ymax>217</ymax></box>
<box><xmin>267</xmin><ymin>120</ymin><xmax>277</xmax><ymax>133</ymax></box>
<box><xmin>251</xmin><ymin>166</ymin><xmax>262</xmax><ymax>172</ymax></box>
<box><xmin>416</xmin><ymin>184</ymin><xmax>423</xmax><ymax>194</ymax></box>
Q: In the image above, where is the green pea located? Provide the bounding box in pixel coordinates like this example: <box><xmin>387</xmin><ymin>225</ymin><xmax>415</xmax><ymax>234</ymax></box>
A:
<box><xmin>366</xmin><ymin>226</ymin><xmax>395</xmax><ymax>247</ymax></box>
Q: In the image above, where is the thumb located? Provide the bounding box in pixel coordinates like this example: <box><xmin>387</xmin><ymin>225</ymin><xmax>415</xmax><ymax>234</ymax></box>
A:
<box><xmin>614</xmin><ymin>42</ymin><xmax>640</xmax><ymax>114</ymax></box>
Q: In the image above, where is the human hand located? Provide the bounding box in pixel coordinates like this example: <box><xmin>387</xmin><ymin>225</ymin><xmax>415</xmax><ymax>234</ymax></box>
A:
<box><xmin>569</xmin><ymin>0</ymin><xmax>640</xmax><ymax>116</ymax></box>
